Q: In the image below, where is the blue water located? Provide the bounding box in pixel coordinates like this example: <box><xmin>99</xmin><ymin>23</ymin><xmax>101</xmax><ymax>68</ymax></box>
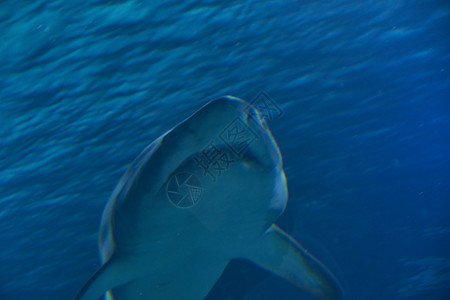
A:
<box><xmin>1</xmin><ymin>1</ymin><xmax>449</xmax><ymax>299</ymax></box>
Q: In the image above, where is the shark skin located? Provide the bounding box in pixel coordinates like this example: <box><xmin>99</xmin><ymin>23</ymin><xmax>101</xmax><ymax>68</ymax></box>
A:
<box><xmin>74</xmin><ymin>96</ymin><xmax>343</xmax><ymax>300</ymax></box>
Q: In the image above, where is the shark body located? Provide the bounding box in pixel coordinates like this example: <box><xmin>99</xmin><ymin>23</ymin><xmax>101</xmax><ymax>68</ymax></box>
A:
<box><xmin>75</xmin><ymin>96</ymin><xmax>342</xmax><ymax>300</ymax></box>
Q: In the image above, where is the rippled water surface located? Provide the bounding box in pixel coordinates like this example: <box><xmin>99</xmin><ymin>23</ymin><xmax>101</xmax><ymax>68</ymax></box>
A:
<box><xmin>1</xmin><ymin>1</ymin><xmax>449</xmax><ymax>299</ymax></box>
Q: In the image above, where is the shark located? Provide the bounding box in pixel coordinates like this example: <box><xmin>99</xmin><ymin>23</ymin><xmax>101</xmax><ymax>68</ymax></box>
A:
<box><xmin>74</xmin><ymin>96</ymin><xmax>343</xmax><ymax>300</ymax></box>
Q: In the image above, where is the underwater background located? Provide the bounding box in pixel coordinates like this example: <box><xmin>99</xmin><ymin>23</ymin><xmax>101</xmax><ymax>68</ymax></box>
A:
<box><xmin>1</xmin><ymin>0</ymin><xmax>449</xmax><ymax>299</ymax></box>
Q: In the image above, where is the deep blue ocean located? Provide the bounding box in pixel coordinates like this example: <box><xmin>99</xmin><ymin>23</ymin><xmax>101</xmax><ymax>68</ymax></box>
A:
<box><xmin>1</xmin><ymin>1</ymin><xmax>449</xmax><ymax>299</ymax></box>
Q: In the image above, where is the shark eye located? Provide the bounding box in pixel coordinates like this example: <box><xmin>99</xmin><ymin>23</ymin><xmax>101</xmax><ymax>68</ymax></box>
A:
<box><xmin>260</xmin><ymin>117</ymin><xmax>269</xmax><ymax>130</ymax></box>
<box><xmin>246</xmin><ymin>107</ymin><xmax>265</xmax><ymax>127</ymax></box>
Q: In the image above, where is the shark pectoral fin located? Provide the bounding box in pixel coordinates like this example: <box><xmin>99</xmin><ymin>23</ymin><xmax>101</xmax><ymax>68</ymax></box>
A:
<box><xmin>246</xmin><ymin>224</ymin><xmax>343</xmax><ymax>300</ymax></box>
<box><xmin>74</xmin><ymin>257</ymin><xmax>132</xmax><ymax>300</ymax></box>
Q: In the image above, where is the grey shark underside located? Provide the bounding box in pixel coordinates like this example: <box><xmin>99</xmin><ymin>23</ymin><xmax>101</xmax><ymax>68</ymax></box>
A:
<box><xmin>75</xmin><ymin>96</ymin><xmax>343</xmax><ymax>300</ymax></box>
